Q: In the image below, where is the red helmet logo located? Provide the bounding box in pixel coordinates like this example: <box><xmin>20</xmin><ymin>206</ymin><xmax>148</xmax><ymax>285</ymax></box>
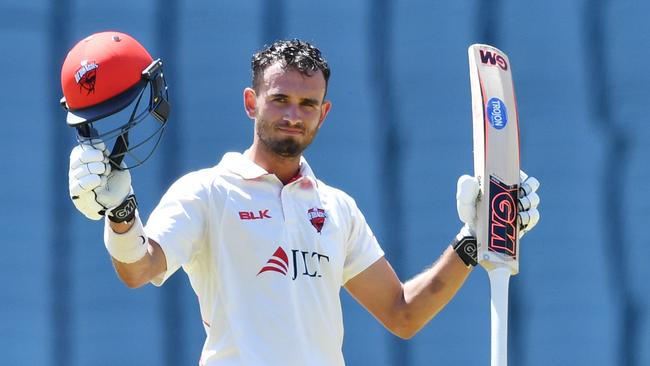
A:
<box><xmin>75</xmin><ymin>61</ymin><xmax>98</xmax><ymax>95</ymax></box>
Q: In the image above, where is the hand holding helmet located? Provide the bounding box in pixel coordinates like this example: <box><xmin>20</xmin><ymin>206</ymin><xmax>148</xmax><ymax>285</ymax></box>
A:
<box><xmin>61</xmin><ymin>31</ymin><xmax>170</xmax><ymax>171</ymax></box>
<box><xmin>61</xmin><ymin>31</ymin><xmax>170</xmax><ymax>221</ymax></box>
<box><xmin>68</xmin><ymin>139</ymin><xmax>134</xmax><ymax>222</ymax></box>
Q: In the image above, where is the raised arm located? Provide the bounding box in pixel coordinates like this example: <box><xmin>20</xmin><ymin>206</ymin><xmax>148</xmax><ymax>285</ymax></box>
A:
<box><xmin>345</xmin><ymin>173</ymin><xmax>540</xmax><ymax>339</ymax></box>
<box><xmin>108</xmin><ymin>220</ymin><xmax>167</xmax><ymax>288</ymax></box>
<box><xmin>68</xmin><ymin>140</ymin><xmax>167</xmax><ymax>288</ymax></box>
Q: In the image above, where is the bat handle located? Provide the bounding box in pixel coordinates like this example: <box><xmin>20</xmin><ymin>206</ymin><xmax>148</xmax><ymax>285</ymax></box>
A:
<box><xmin>488</xmin><ymin>267</ymin><xmax>511</xmax><ymax>366</ymax></box>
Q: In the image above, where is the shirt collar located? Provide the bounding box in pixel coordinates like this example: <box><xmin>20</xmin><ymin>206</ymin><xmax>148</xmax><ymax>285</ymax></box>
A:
<box><xmin>220</xmin><ymin>151</ymin><xmax>318</xmax><ymax>185</ymax></box>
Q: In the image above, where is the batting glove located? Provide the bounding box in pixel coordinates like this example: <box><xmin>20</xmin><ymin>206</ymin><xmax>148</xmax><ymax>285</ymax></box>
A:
<box><xmin>455</xmin><ymin>171</ymin><xmax>541</xmax><ymax>239</ymax></box>
<box><xmin>456</xmin><ymin>175</ymin><xmax>481</xmax><ymax>235</ymax></box>
<box><xmin>68</xmin><ymin>140</ymin><xmax>135</xmax><ymax>222</ymax></box>
<box><xmin>453</xmin><ymin>175</ymin><xmax>481</xmax><ymax>267</ymax></box>
<box><xmin>518</xmin><ymin>171</ymin><xmax>540</xmax><ymax>238</ymax></box>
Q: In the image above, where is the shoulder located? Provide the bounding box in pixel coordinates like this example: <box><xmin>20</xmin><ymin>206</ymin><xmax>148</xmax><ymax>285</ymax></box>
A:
<box><xmin>171</xmin><ymin>152</ymin><xmax>247</xmax><ymax>189</ymax></box>
<box><xmin>165</xmin><ymin>158</ymin><xmax>238</xmax><ymax>200</ymax></box>
<box><xmin>316</xmin><ymin>179</ymin><xmax>361</xmax><ymax>215</ymax></box>
<box><xmin>169</xmin><ymin>166</ymin><xmax>221</xmax><ymax>192</ymax></box>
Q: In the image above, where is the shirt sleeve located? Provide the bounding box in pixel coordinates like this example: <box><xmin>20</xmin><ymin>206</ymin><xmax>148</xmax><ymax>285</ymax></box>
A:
<box><xmin>341</xmin><ymin>196</ymin><xmax>385</xmax><ymax>284</ymax></box>
<box><xmin>145</xmin><ymin>172</ymin><xmax>209</xmax><ymax>286</ymax></box>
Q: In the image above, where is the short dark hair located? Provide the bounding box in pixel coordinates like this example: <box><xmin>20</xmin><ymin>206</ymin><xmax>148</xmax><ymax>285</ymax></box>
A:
<box><xmin>251</xmin><ymin>39</ymin><xmax>330</xmax><ymax>95</ymax></box>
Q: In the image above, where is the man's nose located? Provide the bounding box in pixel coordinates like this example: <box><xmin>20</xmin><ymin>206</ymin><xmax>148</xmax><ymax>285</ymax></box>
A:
<box><xmin>283</xmin><ymin>105</ymin><xmax>302</xmax><ymax>125</ymax></box>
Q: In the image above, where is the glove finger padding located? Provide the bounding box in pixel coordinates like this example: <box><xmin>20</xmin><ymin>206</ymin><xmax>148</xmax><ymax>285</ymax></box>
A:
<box><xmin>456</xmin><ymin>175</ymin><xmax>480</xmax><ymax>234</ymax></box>
<box><xmin>71</xmin><ymin>190</ymin><xmax>106</xmax><ymax>220</ymax></box>
<box><xmin>69</xmin><ymin>144</ymin><xmax>106</xmax><ymax>170</ymax></box>
<box><xmin>69</xmin><ymin>174</ymin><xmax>103</xmax><ymax>197</ymax></box>
<box><xmin>69</xmin><ymin>141</ymin><xmax>110</xmax><ymax>197</ymax></box>
<box><xmin>69</xmin><ymin>162</ymin><xmax>108</xmax><ymax>181</ymax></box>
<box><xmin>457</xmin><ymin>175</ymin><xmax>479</xmax><ymax>203</ymax></box>
<box><xmin>517</xmin><ymin>171</ymin><xmax>541</xmax><ymax>238</ymax></box>
<box><xmin>93</xmin><ymin>168</ymin><xmax>132</xmax><ymax>210</ymax></box>
<box><xmin>520</xmin><ymin>175</ymin><xmax>540</xmax><ymax>197</ymax></box>
<box><xmin>68</xmin><ymin>138</ymin><xmax>131</xmax><ymax>221</ymax></box>
<box><xmin>79</xmin><ymin>138</ymin><xmax>107</xmax><ymax>153</ymax></box>
<box><xmin>519</xmin><ymin>208</ymin><xmax>540</xmax><ymax>228</ymax></box>
<box><xmin>518</xmin><ymin>191</ymin><xmax>540</xmax><ymax>211</ymax></box>
<box><xmin>518</xmin><ymin>208</ymin><xmax>540</xmax><ymax>239</ymax></box>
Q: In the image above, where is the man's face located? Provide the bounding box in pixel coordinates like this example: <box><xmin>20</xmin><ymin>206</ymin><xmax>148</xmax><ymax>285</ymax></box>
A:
<box><xmin>246</xmin><ymin>62</ymin><xmax>331</xmax><ymax>158</ymax></box>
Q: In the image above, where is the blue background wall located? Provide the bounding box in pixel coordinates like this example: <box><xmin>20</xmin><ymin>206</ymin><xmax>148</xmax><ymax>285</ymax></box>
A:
<box><xmin>1</xmin><ymin>0</ymin><xmax>649</xmax><ymax>365</ymax></box>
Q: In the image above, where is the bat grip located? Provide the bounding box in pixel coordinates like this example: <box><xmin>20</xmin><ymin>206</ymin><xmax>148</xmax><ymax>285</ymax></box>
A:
<box><xmin>488</xmin><ymin>267</ymin><xmax>511</xmax><ymax>366</ymax></box>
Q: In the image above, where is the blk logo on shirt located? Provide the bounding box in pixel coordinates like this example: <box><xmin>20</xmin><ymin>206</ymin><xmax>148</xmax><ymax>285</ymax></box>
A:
<box><xmin>258</xmin><ymin>246</ymin><xmax>330</xmax><ymax>280</ymax></box>
<box><xmin>239</xmin><ymin>210</ymin><xmax>271</xmax><ymax>220</ymax></box>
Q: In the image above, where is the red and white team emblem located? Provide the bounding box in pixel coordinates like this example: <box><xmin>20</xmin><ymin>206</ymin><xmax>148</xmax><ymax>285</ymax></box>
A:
<box><xmin>307</xmin><ymin>208</ymin><xmax>326</xmax><ymax>233</ymax></box>
<box><xmin>75</xmin><ymin>60</ymin><xmax>99</xmax><ymax>95</ymax></box>
<box><xmin>257</xmin><ymin>246</ymin><xmax>289</xmax><ymax>276</ymax></box>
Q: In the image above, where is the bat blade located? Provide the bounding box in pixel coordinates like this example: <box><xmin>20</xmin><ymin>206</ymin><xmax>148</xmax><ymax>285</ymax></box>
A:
<box><xmin>468</xmin><ymin>44</ymin><xmax>521</xmax><ymax>366</ymax></box>
<box><xmin>468</xmin><ymin>44</ymin><xmax>520</xmax><ymax>276</ymax></box>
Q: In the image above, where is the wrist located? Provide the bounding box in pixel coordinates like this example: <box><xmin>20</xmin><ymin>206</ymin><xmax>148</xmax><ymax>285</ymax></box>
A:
<box><xmin>109</xmin><ymin>217</ymin><xmax>135</xmax><ymax>234</ymax></box>
<box><xmin>104</xmin><ymin>211</ymin><xmax>148</xmax><ymax>263</ymax></box>
<box><xmin>107</xmin><ymin>194</ymin><xmax>138</xmax><ymax>223</ymax></box>
<box><xmin>451</xmin><ymin>234</ymin><xmax>478</xmax><ymax>268</ymax></box>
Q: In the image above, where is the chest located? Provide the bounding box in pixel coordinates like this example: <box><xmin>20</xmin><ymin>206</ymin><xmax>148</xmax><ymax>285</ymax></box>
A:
<box><xmin>209</xmin><ymin>178</ymin><xmax>347</xmax><ymax>284</ymax></box>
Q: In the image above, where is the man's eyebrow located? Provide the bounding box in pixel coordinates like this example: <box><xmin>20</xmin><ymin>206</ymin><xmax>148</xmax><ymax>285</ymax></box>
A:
<box><xmin>301</xmin><ymin>97</ymin><xmax>321</xmax><ymax>105</ymax></box>
<box><xmin>267</xmin><ymin>93</ymin><xmax>321</xmax><ymax>105</ymax></box>
<box><xmin>267</xmin><ymin>93</ymin><xmax>288</xmax><ymax>99</ymax></box>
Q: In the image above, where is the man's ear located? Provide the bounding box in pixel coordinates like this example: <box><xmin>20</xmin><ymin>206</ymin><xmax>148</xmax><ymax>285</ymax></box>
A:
<box><xmin>243</xmin><ymin>87</ymin><xmax>257</xmax><ymax>119</ymax></box>
<box><xmin>317</xmin><ymin>100</ymin><xmax>332</xmax><ymax>128</ymax></box>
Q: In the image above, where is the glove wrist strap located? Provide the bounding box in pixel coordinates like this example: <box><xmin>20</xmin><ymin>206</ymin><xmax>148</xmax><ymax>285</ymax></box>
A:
<box><xmin>451</xmin><ymin>234</ymin><xmax>478</xmax><ymax>268</ymax></box>
<box><xmin>107</xmin><ymin>195</ymin><xmax>138</xmax><ymax>223</ymax></box>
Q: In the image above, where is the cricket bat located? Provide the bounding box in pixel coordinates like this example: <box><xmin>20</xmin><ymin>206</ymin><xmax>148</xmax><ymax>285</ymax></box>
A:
<box><xmin>468</xmin><ymin>44</ymin><xmax>520</xmax><ymax>366</ymax></box>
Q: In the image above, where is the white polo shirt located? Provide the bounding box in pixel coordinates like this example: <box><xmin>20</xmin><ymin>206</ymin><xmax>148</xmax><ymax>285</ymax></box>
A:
<box><xmin>145</xmin><ymin>152</ymin><xmax>384</xmax><ymax>366</ymax></box>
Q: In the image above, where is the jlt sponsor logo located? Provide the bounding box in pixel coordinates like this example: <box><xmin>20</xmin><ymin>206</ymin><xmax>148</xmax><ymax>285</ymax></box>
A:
<box><xmin>479</xmin><ymin>49</ymin><xmax>508</xmax><ymax>71</ymax></box>
<box><xmin>257</xmin><ymin>246</ymin><xmax>330</xmax><ymax>280</ymax></box>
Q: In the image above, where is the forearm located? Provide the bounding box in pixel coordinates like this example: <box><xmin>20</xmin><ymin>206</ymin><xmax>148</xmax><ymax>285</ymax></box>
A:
<box><xmin>106</xmin><ymin>216</ymin><xmax>167</xmax><ymax>288</ymax></box>
<box><xmin>399</xmin><ymin>246</ymin><xmax>471</xmax><ymax>337</ymax></box>
<box><xmin>111</xmin><ymin>240</ymin><xmax>163</xmax><ymax>288</ymax></box>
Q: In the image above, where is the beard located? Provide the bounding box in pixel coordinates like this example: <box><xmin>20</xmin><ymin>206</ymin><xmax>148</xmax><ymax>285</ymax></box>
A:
<box><xmin>256</xmin><ymin>118</ymin><xmax>317</xmax><ymax>158</ymax></box>
<box><xmin>261</xmin><ymin>134</ymin><xmax>304</xmax><ymax>157</ymax></box>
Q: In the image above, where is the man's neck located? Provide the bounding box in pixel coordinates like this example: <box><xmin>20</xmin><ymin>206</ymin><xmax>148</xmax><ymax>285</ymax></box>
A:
<box><xmin>246</xmin><ymin>143</ymin><xmax>301</xmax><ymax>184</ymax></box>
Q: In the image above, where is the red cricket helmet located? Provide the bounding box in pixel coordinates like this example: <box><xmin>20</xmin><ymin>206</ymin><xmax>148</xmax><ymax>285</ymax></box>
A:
<box><xmin>61</xmin><ymin>31</ymin><xmax>171</xmax><ymax>169</ymax></box>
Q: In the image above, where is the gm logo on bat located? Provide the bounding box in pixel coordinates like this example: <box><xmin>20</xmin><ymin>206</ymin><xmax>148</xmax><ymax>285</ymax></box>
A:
<box><xmin>487</xmin><ymin>97</ymin><xmax>508</xmax><ymax>130</ymax></box>
<box><xmin>479</xmin><ymin>50</ymin><xmax>508</xmax><ymax>71</ymax></box>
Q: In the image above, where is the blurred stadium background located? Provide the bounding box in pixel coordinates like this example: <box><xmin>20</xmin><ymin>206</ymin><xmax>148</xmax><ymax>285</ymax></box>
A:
<box><xmin>1</xmin><ymin>0</ymin><xmax>649</xmax><ymax>365</ymax></box>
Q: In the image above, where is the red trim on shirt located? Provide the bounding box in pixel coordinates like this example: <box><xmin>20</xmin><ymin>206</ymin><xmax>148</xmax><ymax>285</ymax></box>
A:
<box><xmin>286</xmin><ymin>173</ymin><xmax>302</xmax><ymax>185</ymax></box>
